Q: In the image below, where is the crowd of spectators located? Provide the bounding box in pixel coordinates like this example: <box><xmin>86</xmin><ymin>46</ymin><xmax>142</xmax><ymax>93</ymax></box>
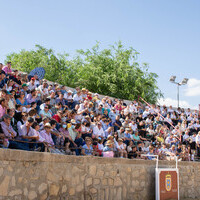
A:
<box><xmin>0</xmin><ymin>61</ymin><xmax>200</xmax><ymax>161</ymax></box>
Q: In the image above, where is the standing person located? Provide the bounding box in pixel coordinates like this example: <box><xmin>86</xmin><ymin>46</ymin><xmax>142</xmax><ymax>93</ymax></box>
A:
<box><xmin>2</xmin><ymin>62</ymin><xmax>12</xmax><ymax>75</ymax></box>
<box><xmin>196</xmin><ymin>131</ymin><xmax>200</xmax><ymax>158</ymax></box>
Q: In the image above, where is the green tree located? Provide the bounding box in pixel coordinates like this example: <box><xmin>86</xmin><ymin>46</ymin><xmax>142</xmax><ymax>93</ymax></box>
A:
<box><xmin>5</xmin><ymin>41</ymin><xmax>162</xmax><ymax>103</ymax></box>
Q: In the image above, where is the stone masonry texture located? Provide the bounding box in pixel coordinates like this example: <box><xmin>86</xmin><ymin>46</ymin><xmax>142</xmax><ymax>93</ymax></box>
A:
<box><xmin>0</xmin><ymin>149</ymin><xmax>199</xmax><ymax>200</ymax></box>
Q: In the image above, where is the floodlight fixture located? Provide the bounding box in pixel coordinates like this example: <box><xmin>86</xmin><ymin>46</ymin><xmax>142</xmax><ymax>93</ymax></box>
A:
<box><xmin>169</xmin><ymin>76</ymin><xmax>176</xmax><ymax>83</ymax></box>
<box><xmin>180</xmin><ymin>78</ymin><xmax>189</xmax><ymax>85</ymax></box>
<box><xmin>169</xmin><ymin>76</ymin><xmax>189</xmax><ymax>108</ymax></box>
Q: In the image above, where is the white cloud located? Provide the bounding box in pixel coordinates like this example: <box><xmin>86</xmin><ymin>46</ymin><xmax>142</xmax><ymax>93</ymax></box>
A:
<box><xmin>158</xmin><ymin>97</ymin><xmax>198</xmax><ymax>109</ymax></box>
<box><xmin>184</xmin><ymin>78</ymin><xmax>200</xmax><ymax>97</ymax></box>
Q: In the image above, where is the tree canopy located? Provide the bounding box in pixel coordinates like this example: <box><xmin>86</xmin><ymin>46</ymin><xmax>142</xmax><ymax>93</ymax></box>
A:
<box><xmin>5</xmin><ymin>42</ymin><xmax>162</xmax><ymax>103</ymax></box>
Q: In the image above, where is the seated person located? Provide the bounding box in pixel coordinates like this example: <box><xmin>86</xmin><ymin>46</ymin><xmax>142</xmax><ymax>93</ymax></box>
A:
<box><xmin>39</xmin><ymin>123</ymin><xmax>63</xmax><ymax>154</ymax></box>
<box><xmin>81</xmin><ymin>137</ymin><xmax>94</xmax><ymax>156</ymax></box>
<box><xmin>0</xmin><ymin>114</ymin><xmax>29</xmax><ymax>150</ymax></box>
<box><xmin>103</xmin><ymin>140</ymin><xmax>114</xmax><ymax>157</ymax></box>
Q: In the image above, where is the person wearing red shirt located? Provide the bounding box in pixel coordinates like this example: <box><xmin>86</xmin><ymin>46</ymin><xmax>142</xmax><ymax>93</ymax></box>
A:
<box><xmin>52</xmin><ymin>110</ymin><xmax>63</xmax><ymax>123</ymax></box>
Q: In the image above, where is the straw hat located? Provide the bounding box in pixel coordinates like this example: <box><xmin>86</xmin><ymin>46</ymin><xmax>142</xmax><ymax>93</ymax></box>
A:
<box><xmin>44</xmin><ymin>123</ymin><xmax>51</xmax><ymax>128</ymax></box>
<box><xmin>106</xmin><ymin>140</ymin><xmax>114</xmax><ymax>146</ymax></box>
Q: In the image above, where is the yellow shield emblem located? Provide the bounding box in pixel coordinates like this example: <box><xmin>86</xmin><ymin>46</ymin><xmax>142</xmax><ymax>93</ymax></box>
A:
<box><xmin>165</xmin><ymin>174</ymin><xmax>172</xmax><ymax>192</ymax></box>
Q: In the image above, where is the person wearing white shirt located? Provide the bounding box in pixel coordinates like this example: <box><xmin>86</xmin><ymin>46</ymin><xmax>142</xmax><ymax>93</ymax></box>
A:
<box><xmin>98</xmin><ymin>140</ymin><xmax>104</xmax><ymax>151</ymax></box>
<box><xmin>129</xmin><ymin>121</ymin><xmax>137</xmax><ymax>132</ymax></box>
<box><xmin>193</xmin><ymin>115</ymin><xmax>198</xmax><ymax>123</ymax></box>
<box><xmin>64</xmin><ymin>90</ymin><xmax>73</xmax><ymax>101</ymax></box>
<box><xmin>109</xmin><ymin>108</ymin><xmax>117</xmax><ymax>123</ymax></box>
<box><xmin>165</xmin><ymin>135</ymin><xmax>174</xmax><ymax>146</ymax></box>
<box><xmin>188</xmin><ymin>121</ymin><xmax>195</xmax><ymax>130</ymax></box>
<box><xmin>195</xmin><ymin>131</ymin><xmax>200</xmax><ymax>157</ymax></box>
<box><xmin>32</xmin><ymin>75</ymin><xmax>40</xmax><ymax>87</ymax></box>
<box><xmin>167</xmin><ymin>106</ymin><xmax>174</xmax><ymax>113</ymax></box>
<box><xmin>117</xmin><ymin>138</ymin><xmax>127</xmax><ymax>158</ymax></box>
<box><xmin>73</xmin><ymin>91</ymin><xmax>82</xmax><ymax>103</ymax></box>
<box><xmin>28</xmin><ymin>78</ymin><xmax>37</xmax><ymax>91</ymax></box>
<box><xmin>183</xmin><ymin>131</ymin><xmax>190</xmax><ymax>143</ymax></box>
<box><xmin>194</xmin><ymin>120</ymin><xmax>200</xmax><ymax>130</ymax></box>
<box><xmin>37</xmin><ymin>82</ymin><xmax>49</xmax><ymax>96</ymax></box>
<box><xmin>143</xmin><ymin>108</ymin><xmax>150</xmax><ymax>119</ymax></box>
<box><xmin>77</xmin><ymin>100</ymin><xmax>89</xmax><ymax>115</ymax></box>
<box><xmin>187</xmin><ymin>113</ymin><xmax>194</xmax><ymax>122</ymax></box>
<box><xmin>93</xmin><ymin>123</ymin><xmax>105</xmax><ymax>138</ymax></box>
<box><xmin>164</xmin><ymin>114</ymin><xmax>172</xmax><ymax>127</ymax></box>
<box><xmin>17</xmin><ymin>113</ymin><xmax>28</xmax><ymax>136</ymax></box>
<box><xmin>159</xmin><ymin>143</ymin><xmax>169</xmax><ymax>159</ymax></box>
<box><xmin>191</xmin><ymin>133</ymin><xmax>197</xmax><ymax>150</ymax></box>
<box><xmin>185</xmin><ymin>108</ymin><xmax>191</xmax><ymax>117</ymax></box>
<box><xmin>129</xmin><ymin>103</ymin><xmax>137</xmax><ymax>114</ymax></box>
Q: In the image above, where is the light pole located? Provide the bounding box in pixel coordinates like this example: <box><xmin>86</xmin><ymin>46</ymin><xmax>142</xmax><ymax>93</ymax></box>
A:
<box><xmin>169</xmin><ymin>76</ymin><xmax>189</xmax><ymax>108</ymax></box>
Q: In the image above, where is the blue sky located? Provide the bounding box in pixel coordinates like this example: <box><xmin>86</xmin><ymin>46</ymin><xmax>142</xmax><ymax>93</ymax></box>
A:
<box><xmin>1</xmin><ymin>0</ymin><xmax>200</xmax><ymax>108</ymax></box>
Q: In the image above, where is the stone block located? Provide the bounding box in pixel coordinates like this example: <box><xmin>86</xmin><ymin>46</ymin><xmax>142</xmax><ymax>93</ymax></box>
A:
<box><xmin>102</xmin><ymin>178</ymin><xmax>108</xmax><ymax>186</ymax></box>
<box><xmin>49</xmin><ymin>184</ymin><xmax>59</xmax><ymax>196</ymax></box>
<box><xmin>28</xmin><ymin>191</ymin><xmax>37</xmax><ymax>200</ymax></box>
<box><xmin>108</xmin><ymin>178</ymin><xmax>114</xmax><ymax>186</ymax></box>
<box><xmin>132</xmin><ymin>170</ymin><xmax>140</xmax><ymax>178</ymax></box>
<box><xmin>110</xmin><ymin>170</ymin><xmax>117</xmax><ymax>177</ymax></box>
<box><xmin>100</xmin><ymin>189</ymin><xmax>105</xmax><ymax>200</ymax></box>
<box><xmin>7</xmin><ymin>165</ymin><xmax>13</xmax><ymax>172</ymax></box>
<box><xmin>114</xmin><ymin>177</ymin><xmax>122</xmax><ymax>186</ymax></box>
<box><xmin>47</xmin><ymin>171</ymin><xmax>59</xmax><ymax>182</ymax></box>
<box><xmin>90</xmin><ymin>187</ymin><xmax>97</xmax><ymax>194</ymax></box>
<box><xmin>24</xmin><ymin>188</ymin><xmax>28</xmax><ymax>196</ymax></box>
<box><xmin>96</xmin><ymin>169</ymin><xmax>104</xmax><ymax>177</ymax></box>
<box><xmin>93</xmin><ymin>178</ymin><xmax>100</xmax><ymax>185</ymax></box>
<box><xmin>30</xmin><ymin>183</ymin><xmax>35</xmax><ymax>188</ymax></box>
<box><xmin>18</xmin><ymin>177</ymin><xmax>23</xmax><ymax>183</ymax></box>
<box><xmin>0</xmin><ymin>176</ymin><xmax>10</xmax><ymax>196</ymax></box>
<box><xmin>72</xmin><ymin>166</ymin><xmax>80</xmax><ymax>175</ymax></box>
<box><xmin>40</xmin><ymin>193</ymin><xmax>48</xmax><ymax>200</ymax></box>
<box><xmin>38</xmin><ymin>183</ymin><xmax>47</xmax><ymax>194</ymax></box>
<box><xmin>11</xmin><ymin>176</ymin><xmax>16</xmax><ymax>186</ymax></box>
<box><xmin>123</xmin><ymin>186</ymin><xmax>127</xmax><ymax>199</ymax></box>
<box><xmin>116</xmin><ymin>187</ymin><xmax>122</xmax><ymax>200</ymax></box>
<box><xmin>0</xmin><ymin>168</ymin><xmax>3</xmax><ymax>176</ymax></box>
<box><xmin>69</xmin><ymin>188</ymin><xmax>75</xmax><ymax>196</ymax></box>
<box><xmin>62</xmin><ymin>185</ymin><xmax>67</xmax><ymax>193</ymax></box>
<box><xmin>71</xmin><ymin>175</ymin><xmax>80</xmax><ymax>185</ymax></box>
<box><xmin>132</xmin><ymin>180</ymin><xmax>140</xmax><ymax>187</ymax></box>
<box><xmin>89</xmin><ymin>165</ymin><xmax>97</xmax><ymax>176</ymax></box>
<box><xmin>76</xmin><ymin>184</ymin><xmax>84</xmax><ymax>193</ymax></box>
<box><xmin>140</xmin><ymin>168</ymin><xmax>146</xmax><ymax>175</ymax></box>
<box><xmin>9</xmin><ymin>189</ymin><xmax>22</xmax><ymax>196</ymax></box>
<box><xmin>140</xmin><ymin>181</ymin><xmax>145</xmax><ymax>187</ymax></box>
<box><xmin>127</xmin><ymin>167</ymin><xmax>131</xmax><ymax>173</ymax></box>
<box><xmin>2</xmin><ymin>161</ymin><xmax>9</xmax><ymax>165</ymax></box>
<box><xmin>80</xmin><ymin>174</ymin><xmax>87</xmax><ymax>181</ymax></box>
<box><xmin>86</xmin><ymin>177</ymin><xmax>92</xmax><ymax>186</ymax></box>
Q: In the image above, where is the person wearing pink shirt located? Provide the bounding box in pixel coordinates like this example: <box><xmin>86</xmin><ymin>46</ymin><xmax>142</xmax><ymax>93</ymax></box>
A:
<box><xmin>0</xmin><ymin>63</ymin><xmax>3</xmax><ymax>71</ymax></box>
<box><xmin>0</xmin><ymin>98</ymin><xmax>7</xmax><ymax>119</ymax></box>
<box><xmin>2</xmin><ymin>62</ymin><xmax>12</xmax><ymax>75</ymax></box>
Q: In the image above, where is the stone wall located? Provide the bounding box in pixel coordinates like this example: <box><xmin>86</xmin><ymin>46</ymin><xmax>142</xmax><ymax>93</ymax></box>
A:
<box><xmin>0</xmin><ymin>149</ymin><xmax>199</xmax><ymax>200</ymax></box>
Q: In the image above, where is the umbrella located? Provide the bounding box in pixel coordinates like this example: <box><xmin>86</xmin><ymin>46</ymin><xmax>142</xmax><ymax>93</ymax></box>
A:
<box><xmin>29</xmin><ymin>67</ymin><xmax>46</xmax><ymax>80</ymax></box>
